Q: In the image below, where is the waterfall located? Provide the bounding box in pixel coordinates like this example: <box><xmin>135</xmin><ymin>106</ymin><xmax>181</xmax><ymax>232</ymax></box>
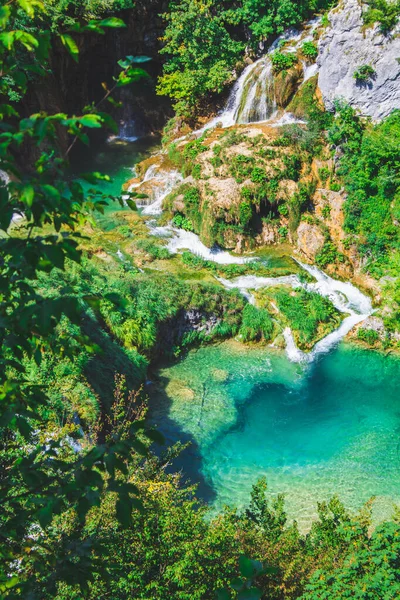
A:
<box><xmin>216</xmin><ymin>261</ymin><xmax>373</xmax><ymax>362</ymax></box>
<box><xmin>150</xmin><ymin>225</ymin><xmax>253</xmax><ymax>265</ymax></box>
<box><xmin>129</xmin><ymin>164</ymin><xmax>183</xmax><ymax>215</ymax></box>
<box><xmin>200</xmin><ymin>18</ymin><xmax>321</xmax><ymax>132</ymax></box>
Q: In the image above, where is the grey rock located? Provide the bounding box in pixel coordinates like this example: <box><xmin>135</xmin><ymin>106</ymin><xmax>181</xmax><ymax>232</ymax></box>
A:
<box><xmin>318</xmin><ymin>0</ymin><xmax>400</xmax><ymax>120</ymax></box>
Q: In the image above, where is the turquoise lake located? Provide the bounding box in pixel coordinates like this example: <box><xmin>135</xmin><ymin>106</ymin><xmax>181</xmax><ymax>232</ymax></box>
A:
<box><xmin>149</xmin><ymin>342</ymin><xmax>400</xmax><ymax>530</ymax></box>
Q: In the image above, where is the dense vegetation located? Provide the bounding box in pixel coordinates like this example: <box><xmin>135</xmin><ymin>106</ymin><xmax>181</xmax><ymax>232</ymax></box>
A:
<box><xmin>158</xmin><ymin>0</ymin><xmax>335</xmax><ymax>116</ymax></box>
<box><xmin>329</xmin><ymin>104</ymin><xmax>400</xmax><ymax>277</ymax></box>
<box><xmin>2</xmin><ymin>0</ymin><xmax>400</xmax><ymax>598</ymax></box>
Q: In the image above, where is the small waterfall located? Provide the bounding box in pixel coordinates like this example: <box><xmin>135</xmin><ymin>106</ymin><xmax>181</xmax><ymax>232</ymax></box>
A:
<box><xmin>129</xmin><ymin>165</ymin><xmax>183</xmax><ymax>215</ymax></box>
<box><xmin>201</xmin><ymin>18</ymin><xmax>321</xmax><ymax>132</ymax></box>
<box><xmin>150</xmin><ymin>225</ymin><xmax>253</xmax><ymax>265</ymax></box>
<box><xmin>118</xmin><ymin>119</ymin><xmax>139</xmax><ymax>142</ymax></box>
<box><xmin>216</xmin><ymin>261</ymin><xmax>373</xmax><ymax>362</ymax></box>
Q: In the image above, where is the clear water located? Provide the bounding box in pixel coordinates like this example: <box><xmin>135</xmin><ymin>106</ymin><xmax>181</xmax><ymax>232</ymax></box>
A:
<box><xmin>71</xmin><ymin>135</ymin><xmax>159</xmax><ymax>229</ymax></box>
<box><xmin>149</xmin><ymin>342</ymin><xmax>400</xmax><ymax>530</ymax></box>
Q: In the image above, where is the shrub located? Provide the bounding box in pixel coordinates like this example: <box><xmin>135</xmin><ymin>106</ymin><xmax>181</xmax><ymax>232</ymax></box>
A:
<box><xmin>318</xmin><ymin>166</ymin><xmax>330</xmax><ymax>184</ymax></box>
<box><xmin>353</xmin><ymin>64</ymin><xmax>376</xmax><ymax>82</ymax></box>
<box><xmin>278</xmin><ymin>226</ymin><xmax>288</xmax><ymax>239</ymax></box>
<box><xmin>278</xmin><ymin>204</ymin><xmax>289</xmax><ymax>217</ymax></box>
<box><xmin>301</xmin><ymin>41</ymin><xmax>318</xmax><ymax>60</ymax></box>
<box><xmin>251</xmin><ymin>167</ymin><xmax>268</xmax><ymax>184</ymax></box>
<box><xmin>357</xmin><ymin>327</ymin><xmax>379</xmax><ymax>345</ymax></box>
<box><xmin>271</xmin><ymin>51</ymin><xmax>298</xmax><ymax>73</ymax></box>
<box><xmin>322</xmin><ymin>204</ymin><xmax>331</xmax><ymax>219</ymax></box>
<box><xmin>172</xmin><ymin>213</ymin><xmax>195</xmax><ymax>231</ymax></box>
<box><xmin>276</xmin><ymin>287</ymin><xmax>337</xmax><ymax>346</ymax></box>
<box><xmin>316</xmin><ymin>241</ymin><xmax>344</xmax><ymax>268</ymax></box>
<box><xmin>363</xmin><ymin>0</ymin><xmax>400</xmax><ymax>33</ymax></box>
<box><xmin>239</xmin><ymin>200</ymin><xmax>253</xmax><ymax>228</ymax></box>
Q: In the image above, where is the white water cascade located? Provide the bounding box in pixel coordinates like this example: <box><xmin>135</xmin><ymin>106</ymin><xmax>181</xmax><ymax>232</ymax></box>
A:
<box><xmin>218</xmin><ymin>261</ymin><xmax>373</xmax><ymax>363</ymax></box>
<box><xmin>201</xmin><ymin>18</ymin><xmax>321</xmax><ymax>131</ymax></box>
<box><xmin>150</xmin><ymin>224</ymin><xmax>253</xmax><ymax>265</ymax></box>
<box><xmin>129</xmin><ymin>165</ymin><xmax>183</xmax><ymax>215</ymax></box>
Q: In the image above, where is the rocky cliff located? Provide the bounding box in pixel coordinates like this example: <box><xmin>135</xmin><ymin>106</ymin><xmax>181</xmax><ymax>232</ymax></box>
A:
<box><xmin>318</xmin><ymin>0</ymin><xmax>400</xmax><ymax>120</ymax></box>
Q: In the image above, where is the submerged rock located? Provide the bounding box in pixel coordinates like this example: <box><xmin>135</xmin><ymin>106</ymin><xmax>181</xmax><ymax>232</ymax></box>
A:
<box><xmin>318</xmin><ymin>0</ymin><xmax>400</xmax><ymax>120</ymax></box>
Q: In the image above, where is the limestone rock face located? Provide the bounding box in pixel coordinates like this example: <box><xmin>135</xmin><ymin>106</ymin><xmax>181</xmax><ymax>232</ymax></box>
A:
<box><xmin>297</xmin><ymin>222</ymin><xmax>325</xmax><ymax>260</ymax></box>
<box><xmin>318</xmin><ymin>0</ymin><xmax>400</xmax><ymax>120</ymax></box>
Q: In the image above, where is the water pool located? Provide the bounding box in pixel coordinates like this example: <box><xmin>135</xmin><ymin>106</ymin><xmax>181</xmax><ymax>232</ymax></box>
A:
<box><xmin>149</xmin><ymin>341</ymin><xmax>400</xmax><ymax>530</ymax></box>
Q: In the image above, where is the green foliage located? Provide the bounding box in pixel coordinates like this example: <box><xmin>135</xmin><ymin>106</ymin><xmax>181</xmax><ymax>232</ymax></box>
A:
<box><xmin>135</xmin><ymin>238</ymin><xmax>171</xmax><ymax>260</ymax></box>
<box><xmin>318</xmin><ymin>166</ymin><xmax>330</xmax><ymax>184</ymax></box>
<box><xmin>157</xmin><ymin>0</ymin><xmax>334</xmax><ymax>116</ymax></box>
<box><xmin>172</xmin><ymin>213</ymin><xmax>195</xmax><ymax>231</ymax></box>
<box><xmin>157</xmin><ymin>0</ymin><xmax>243</xmax><ymax>116</ymax></box>
<box><xmin>302</xmin><ymin>520</ymin><xmax>400</xmax><ymax>598</ymax></box>
<box><xmin>278</xmin><ymin>226</ymin><xmax>288</xmax><ymax>239</ymax></box>
<box><xmin>276</xmin><ymin>287</ymin><xmax>338</xmax><ymax>347</ymax></box>
<box><xmin>332</xmin><ymin>106</ymin><xmax>400</xmax><ymax>275</ymax></box>
<box><xmin>278</xmin><ymin>203</ymin><xmax>289</xmax><ymax>217</ymax></box>
<box><xmin>301</xmin><ymin>41</ymin><xmax>318</xmax><ymax>60</ymax></box>
<box><xmin>363</xmin><ymin>0</ymin><xmax>400</xmax><ymax>33</ymax></box>
<box><xmin>239</xmin><ymin>305</ymin><xmax>274</xmax><ymax>342</ymax></box>
<box><xmin>0</xmin><ymin>3</ymin><xmax>158</xmax><ymax>595</ymax></box>
<box><xmin>271</xmin><ymin>51</ymin><xmax>298</xmax><ymax>73</ymax></box>
<box><xmin>353</xmin><ymin>64</ymin><xmax>376</xmax><ymax>82</ymax></box>
<box><xmin>316</xmin><ymin>241</ymin><xmax>344</xmax><ymax>268</ymax></box>
<box><xmin>357</xmin><ymin>327</ymin><xmax>379</xmax><ymax>345</ymax></box>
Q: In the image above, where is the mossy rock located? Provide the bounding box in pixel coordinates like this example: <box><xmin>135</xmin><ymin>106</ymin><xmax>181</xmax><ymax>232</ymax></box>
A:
<box><xmin>274</xmin><ymin>64</ymin><xmax>304</xmax><ymax>108</ymax></box>
<box><xmin>287</xmin><ymin>75</ymin><xmax>320</xmax><ymax>119</ymax></box>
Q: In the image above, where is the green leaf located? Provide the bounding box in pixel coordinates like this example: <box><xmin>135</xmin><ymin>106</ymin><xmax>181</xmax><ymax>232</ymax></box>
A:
<box><xmin>239</xmin><ymin>555</ymin><xmax>262</xmax><ymax>578</ymax></box>
<box><xmin>98</xmin><ymin>17</ymin><xmax>126</xmax><ymax>28</ymax></box>
<box><xmin>78</xmin><ymin>114</ymin><xmax>103</xmax><ymax>128</ymax></box>
<box><xmin>60</xmin><ymin>34</ymin><xmax>79</xmax><ymax>62</ymax></box>
<box><xmin>37</xmin><ymin>502</ymin><xmax>53</xmax><ymax>529</ymax></box>
<box><xmin>126</xmin><ymin>199</ymin><xmax>137</xmax><ymax>211</ymax></box>
<box><xmin>0</xmin><ymin>6</ymin><xmax>11</xmax><ymax>28</ymax></box>
<box><xmin>21</xmin><ymin>185</ymin><xmax>34</xmax><ymax>207</ymax></box>
<box><xmin>43</xmin><ymin>245</ymin><xmax>65</xmax><ymax>270</ymax></box>
<box><xmin>0</xmin><ymin>31</ymin><xmax>14</xmax><ymax>51</ymax></box>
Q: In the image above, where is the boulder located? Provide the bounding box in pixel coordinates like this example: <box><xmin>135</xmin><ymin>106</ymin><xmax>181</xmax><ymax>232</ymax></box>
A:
<box><xmin>297</xmin><ymin>222</ymin><xmax>325</xmax><ymax>260</ymax></box>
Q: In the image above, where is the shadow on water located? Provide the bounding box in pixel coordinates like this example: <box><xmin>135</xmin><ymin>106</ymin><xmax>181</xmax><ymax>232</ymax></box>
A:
<box><xmin>147</xmin><ymin>370</ymin><xmax>217</xmax><ymax>504</ymax></box>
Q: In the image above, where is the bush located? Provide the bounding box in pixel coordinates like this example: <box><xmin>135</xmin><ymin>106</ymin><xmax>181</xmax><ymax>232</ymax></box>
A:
<box><xmin>353</xmin><ymin>64</ymin><xmax>376</xmax><ymax>82</ymax></box>
<box><xmin>363</xmin><ymin>0</ymin><xmax>400</xmax><ymax>33</ymax></box>
<box><xmin>276</xmin><ymin>287</ymin><xmax>337</xmax><ymax>346</ymax></box>
<box><xmin>357</xmin><ymin>328</ymin><xmax>379</xmax><ymax>345</ymax></box>
<box><xmin>135</xmin><ymin>238</ymin><xmax>171</xmax><ymax>261</ymax></box>
<box><xmin>271</xmin><ymin>51</ymin><xmax>298</xmax><ymax>73</ymax></box>
<box><xmin>278</xmin><ymin>203</ymin><xmax>289</xmax><ymax>217</ymax></box>
<box><xmin>172</xmin><ymin>213</ymin><xmax>195</xmax><ymax>231</ymax></box>
<box><xmin>315</xmin><ymin>240</ymin><xmax>343</xmax><ymax>268</ymax></box>
<box><xmin>278</xmin><ymin>226</ymin><xmax>288</xmax><ymax>239</ymax></box>
<box><xmin>301</xmin><ymin>41</ymin><xmax>318</xmax><ymax>60</ymax></box>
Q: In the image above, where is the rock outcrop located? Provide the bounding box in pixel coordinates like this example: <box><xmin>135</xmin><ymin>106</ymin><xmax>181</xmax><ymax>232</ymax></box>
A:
<box><xmin>318</xmin><ymin>0</ymin><xmax>400</xmax><ymax>120</ymax></box>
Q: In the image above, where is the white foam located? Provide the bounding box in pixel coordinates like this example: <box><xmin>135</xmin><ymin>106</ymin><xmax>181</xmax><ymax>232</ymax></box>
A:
<box><xmin>150</xmin><ymin>225</ymin><xmax>253</xmax><ymax>265</ymax></box>
<box><xmin>217</xmin><ymin>260</ymin><xmax>373</xmax><ymax>362</ymax></box>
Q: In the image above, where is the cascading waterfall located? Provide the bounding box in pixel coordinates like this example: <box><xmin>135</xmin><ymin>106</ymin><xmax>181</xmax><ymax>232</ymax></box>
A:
<box><xmin>150</xmin><ymin>225</ymin><xmax>252</xmax><ymax>265</ymax></box>
<box><xmin>218</xmin><ymin>262</ymin><xmax>373</xmax><ymax>362</ymax></box>
<box><xmin>201</xmin><ymin>18</ymin><xmax>321</xmax><ymax>131</ymax></box>
<box><xmin>130</xmin><ymin>16</ymin><xmax>369</xmax><ymax>360</ymax></box>
<box><xmin>129</xmin><ymin>164</ymin><xmax>183</xmax><ymax>215</ymax></box>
